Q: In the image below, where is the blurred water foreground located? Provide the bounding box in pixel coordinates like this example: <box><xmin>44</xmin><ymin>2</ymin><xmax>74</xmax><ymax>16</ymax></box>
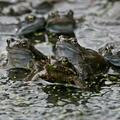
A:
<box><xmin>0</xmin><ymin>0</ymin><xmax>120</xmax><ymax>120</ymax></box>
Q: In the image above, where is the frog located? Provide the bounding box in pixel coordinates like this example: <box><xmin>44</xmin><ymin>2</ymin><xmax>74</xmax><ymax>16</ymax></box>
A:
<box><xmin>46</xmin><ymin>10</ymin><xmax>76</xmax><ymax>34</ymax></box>
<box><xmin>32</xmin><ymin>36</ymin><xmax>109</xmax><ymax>88</ymax></box>
<box><xmin>6</xmin><ymin>38</ymin><xmax>48</xmax><ymax>80</ymax></box>
<box><xmin>33</xmin><ymin>56</ymin><xmax>86</xmax><ymax>88</ymax></box>
<box><xmin>54</xmin><ymin>35</ymin><xmax>109</xmax><ymax>81</ymax></box>
<box><xmin>17</xmin><ymin>15</ymin><xmax>46</xmax><ymax>39</ymax></box>
<box><xmin>31</xmin><ymin>1</ymin><xmax>53</xmax><ymax>14</ymax></box>
<box><xmin>99</xmin><ymin>41</ymin><xmax>120</xmax><ymax>67</ymax></box>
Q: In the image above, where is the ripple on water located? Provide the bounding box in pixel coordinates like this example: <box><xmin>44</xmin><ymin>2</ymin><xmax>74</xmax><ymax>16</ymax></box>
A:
<box><xmin>0</xmin><ymin>0</ymin><xmax>120</xmax><ymax>120</ymax></box>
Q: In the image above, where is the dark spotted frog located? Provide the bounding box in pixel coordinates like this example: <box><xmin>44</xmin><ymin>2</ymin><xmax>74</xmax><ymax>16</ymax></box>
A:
<box><xmin>6</xmin><ymin>38</ymin><xmax>47</xmax><ymax>80</ymax></box>
<box><xmin>33</xmin><ymin>36</ymin><xmax>108</xmax><ymax>88</ymax></box>
<box><xmin>46</xmin><ymin>10</ymin><xmax>76</xmax><ymax>34</ymax></box>
<box><xmin>34</xmin><ymin>57</ymin><xmax>86</xmax><ymax>88</ymax></box>
<box><xmin>17</xmin><ymin>15</ymin><xmax>46</xmax><ymax>37</ymax></box>
<box><xmin>99</xmin><ymin>41</ymin><xmax>120</xmax><ymax>67</ymax></box>
<box><xmin>55</xmin><ymin>36</ymin><xmax>109</xmax><ymax>81</ymax></box>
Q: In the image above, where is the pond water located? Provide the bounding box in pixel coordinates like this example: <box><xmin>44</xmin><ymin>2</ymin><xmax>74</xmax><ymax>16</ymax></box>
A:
<box><xmin>0</xmin><ymin>0</ymin><xmax>120</xmax><ymax>120</ymax></box>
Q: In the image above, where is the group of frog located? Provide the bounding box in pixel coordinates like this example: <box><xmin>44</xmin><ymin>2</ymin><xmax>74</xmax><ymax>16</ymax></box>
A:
<box><xmin>1</xmin><ymin>0</ymin><xmax>120</xmax><ymax>89</ymax></box>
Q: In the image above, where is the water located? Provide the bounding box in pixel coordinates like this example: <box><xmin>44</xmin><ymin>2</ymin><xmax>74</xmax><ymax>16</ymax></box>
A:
<box><xmin>0</xmin><ymin>0</ymin><xmax>120</xmax><ymax>120</ymax></box>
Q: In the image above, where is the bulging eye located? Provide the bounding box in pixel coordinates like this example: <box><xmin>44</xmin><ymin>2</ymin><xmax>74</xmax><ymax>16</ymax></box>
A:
<box><xmin>61</xmin><ymin>57</ymin><xmax>68</xmax><ymax>65</ymax></box>
<box><xmin>21</xmin><ymin>40</ymin><xmax>28</xmax><ymax>47</ymax></box>
<box><xmin>25</xmin><ymin>15</ymin><xmax>36</xmax><ymax>23</ymax></box>
<box><xmin>6</xmin><ymin>38</ymin><xmax>15</xmax><ymax>47</ymax></box>
<box><xmin>71</xmin><ymin>38</ymin><xmax>77</xmax><ymax>44</ymax></box>
<box><xmin>10</xmin><ymin>38</ymin><xmax>15</xmax><ymax>42</ymax></box>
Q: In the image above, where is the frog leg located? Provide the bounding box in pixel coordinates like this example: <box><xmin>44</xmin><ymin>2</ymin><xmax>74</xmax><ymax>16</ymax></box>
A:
<box><xmin>24</xmin><ymin>68</ymin><xmax>37</xmax><ymax>81</ymax></box>
<box><xmin>31</xmin><ymin>69</ymin><xmax>47</xmax><ymax>81</ymax></box>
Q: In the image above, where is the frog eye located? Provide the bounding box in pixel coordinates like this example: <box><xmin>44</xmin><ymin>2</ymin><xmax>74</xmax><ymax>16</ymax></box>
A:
<box><xmin>21</xmin><ymin>40</ymin><xmax>28</xmax><ymax>46</ymax></box>
<box><xmin>61</xmin><ymin>57</ymin><xmax>68</xmax><ymax>65</ymax></box>
<box><xmin>8</xmin><ymin>38</ymin><xmax>15</xmax><ymax>42</ymax></box>
<box><xmin>6</xmin><ymin>38</ymin><xmax>15</xmax><ymax>47</ymax></box>
<box><xmin>25</xmin><ymin>15</ymin><xmax>36</xmax><ymax>23</ymax></box>
<box><xmin>71</xmin><ymin>38</ymin><xmax>77</xmax><ymax>44</ymax></box>
<box><xmin>11</xmin><ymin>38</ymin><xmax>15</xmax><ymax>42</ymax></box>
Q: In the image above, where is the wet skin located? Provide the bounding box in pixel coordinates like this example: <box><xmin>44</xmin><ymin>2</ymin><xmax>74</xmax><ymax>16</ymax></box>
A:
<box><xmin>99</xmin><ymin>41</ymin><xmax>120</xmax><ymax>67</ymax></box>
<box><xmin>55</xmin><ymin>36</ymin><xmax>109</xmax><ymax>81</ymax></box>
<box><xmin>33</xmin><ymin>36</ymin><xmax>108</xmax><ymax>88</ymax></box>
<box><xmin>37</xmin><ymin>57</ymin><xmax>86</xmax><ymax>88</ymax></box>
<box><xmin>6</xmin><ymin>38</ymin><xmax>47</xmax><ymax>80</ymax></box>
<box><xmin>17</xmin><ymin>15</ymin><xmax>46</xmax><ymax>37</ymax></box>
<box><xmin>46</xmin><ymin>10</ymin><xmax>76</xmax><ymax>34</ymax></box>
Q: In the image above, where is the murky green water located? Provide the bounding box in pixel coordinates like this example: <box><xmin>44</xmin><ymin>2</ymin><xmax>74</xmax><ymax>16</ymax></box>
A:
<box><xmin>0</xmin><ymin>0</ymin><xmax>120</xmax><ymax>119</ymax></box>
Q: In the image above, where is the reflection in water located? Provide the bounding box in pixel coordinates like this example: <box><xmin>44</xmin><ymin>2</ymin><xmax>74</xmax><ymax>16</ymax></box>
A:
<box><xmin>0</xmin><ymin>0</ymin><xmax>120</xmax><ymax>120</ymax></box>
<box><xmin>42</xmin><ymin>85</ymin><xmax>91</xmax><ymax>106</ymax></box>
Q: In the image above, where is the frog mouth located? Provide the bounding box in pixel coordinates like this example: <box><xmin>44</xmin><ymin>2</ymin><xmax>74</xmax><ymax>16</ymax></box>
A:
<box><xmin>6</xmin><ymin>47</ymin><xmax>32</xmax><ymax>54</ymax></box>
<box><xmin>7</xmin><ymin>47</ymin><xmax>34</xmax><ymax>70</ymax></box>
<box><xmin>46</xmin><ymin>24</ymin><xmax>75</xmax><ymax>34</ymax></box>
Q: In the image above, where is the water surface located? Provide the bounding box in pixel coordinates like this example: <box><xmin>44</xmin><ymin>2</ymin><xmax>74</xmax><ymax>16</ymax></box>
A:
<box><xmin>0</xmin><ymin>0</ymin><xmax>120</xmax><ymax>120</ymax></box>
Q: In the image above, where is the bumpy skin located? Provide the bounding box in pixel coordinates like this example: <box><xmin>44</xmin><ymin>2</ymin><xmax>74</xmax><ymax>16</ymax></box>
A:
<box><xmin>6</xmin><ymin>38</ymin><xmax>34</xmax><ymax>69</ymax></box>
<box><xmin>17</xmin><ymin>15</ymin><xmax>46</xmax><ymax>36</ymax></box>
<box><xmin>6</xmin><ymin>38</ymin><xmax>47</xmax><ymax>80</ymax></box>
<box><xmin>99</xmin><ymin>41</ymin><xmax>120</xmax><ymax>67</ymax></box>
<box><xmin>55</xmin><ymin>36</ymin><xmax>108</xmax><ymax>81</ymax></box>
<box><xmin>46</xmin><ymin>10</ymin><xmax>76</xmax><ymax>34</ymax></box>
<box><xmin>37</xmin><ymin>57</ymin><xmax>86</xmax><ymax>88</ymax></box>
<box><xmin>35</xmin><ymin>36</ymin><xmax>108</xmax><ymax>88</ymax></box>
